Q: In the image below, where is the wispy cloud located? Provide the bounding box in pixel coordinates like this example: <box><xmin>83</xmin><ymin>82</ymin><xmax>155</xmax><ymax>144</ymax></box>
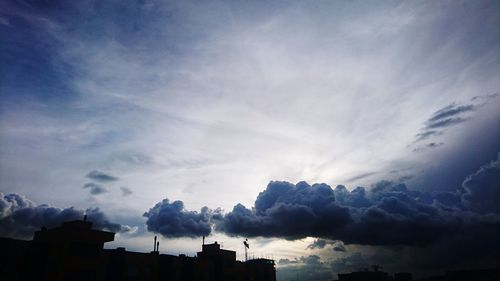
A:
<box><xmin>344</xmin><ymin>172</ymin><xmax>377</xmax><ymax>183</ymax></box>
<box><xmin>82</xmin><ymin>182</ymin><xmax>108</xmax><ymax>195</ymax></box>
<box><xmin>415</xmin><ymin>103</ymin><xmax>475</xmax><ymax>142</ymax></box>
<box><xmin>427</xmin><ymin>105</ymin><xmax>474</xmax><ymax>125</ymax></box>
<box><xmin>86</xmin><ymin>170</ymin><xmax>119</xmax><ymax>183</ymax></box>
<box><xmin>120</xmin><ymin>186</ymin><xmax>133</xmax><ymax>196</ymax></box>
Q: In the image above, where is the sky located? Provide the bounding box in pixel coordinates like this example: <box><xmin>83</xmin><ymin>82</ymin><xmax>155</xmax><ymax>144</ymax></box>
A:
<box><xmin>1</xmin><ymin>0</ymin><xmax>500</xmax><ymax>279</ymax></box>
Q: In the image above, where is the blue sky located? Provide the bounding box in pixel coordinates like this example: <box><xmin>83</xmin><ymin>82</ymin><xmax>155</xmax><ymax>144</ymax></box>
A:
<box><xmin>1</xmin><ymin>1</ymin><xmax>500</xmax><ymax>279</ymax></box>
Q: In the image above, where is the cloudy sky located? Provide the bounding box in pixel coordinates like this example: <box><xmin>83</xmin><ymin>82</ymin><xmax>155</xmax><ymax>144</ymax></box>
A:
<box><xmin>1</xmin><ymin>0</ymin><xmax>500</xmax><ymax>279</ymax></box>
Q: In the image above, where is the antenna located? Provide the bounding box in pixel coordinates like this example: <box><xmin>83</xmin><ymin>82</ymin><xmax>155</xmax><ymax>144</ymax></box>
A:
<box><xmin>157</xmin><ymin>241</ymin><xmax>160</xmax><ymax>252</ymax></box>
<box><xmin>154</xmin><ymin>236</ymin><xmax>157</xmax><ymax>252</ymax></box>
<box><xmin>203</xmin><ymin>235</ymin><xmax>205</xmax><ymax>246</ymax></box>
<box><xmin>243</xmin><ymin>239</ymin><xmax>249</xmax><ymax>261</ymax></box>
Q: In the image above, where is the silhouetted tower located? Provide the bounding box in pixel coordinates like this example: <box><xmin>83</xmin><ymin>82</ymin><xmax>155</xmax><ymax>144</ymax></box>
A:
<box><xmin>157</xmin><ymin>241</ymin><xmax>159</xmax><ymax>252</ymax></box>
<box><xmin>243</xmin><ymin>239</ymin><xmax>249</xmax><ymax>261</ymax></box>
<box><xmin>154</xmin><ymin>235</ymin><xmax>157</xmax><ymax>252</ymax></box>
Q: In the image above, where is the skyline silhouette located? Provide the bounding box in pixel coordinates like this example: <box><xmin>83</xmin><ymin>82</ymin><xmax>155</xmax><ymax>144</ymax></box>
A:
<box><xmin>2</xmin><ymin>217</ymin><xmax>499</xmax><ymax>281</ymax></box>
<box><xmin>1</xmin><ymin>217</ymin><xmax>276</xmax><ymax>281</ymax></box>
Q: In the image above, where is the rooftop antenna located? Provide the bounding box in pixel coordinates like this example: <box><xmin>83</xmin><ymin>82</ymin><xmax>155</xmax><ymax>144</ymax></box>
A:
<box><xmin>157</xmin><ymin>241</ymin><xmax>160</xmax><ymax>252</ymax></box>
<box><xmin>203</xmin><ymin>235</ymin><xmax>205</xmax><ymax>246</ymax></box>
<box><xmin>154</xmin><ymin>236</ymin><xmax>157</xmax><ymax>252</ymax></box>
<box><xmin>243</xmin><ymin>239</ymin><xmax>249</xmax><ymax>261</ymax></box>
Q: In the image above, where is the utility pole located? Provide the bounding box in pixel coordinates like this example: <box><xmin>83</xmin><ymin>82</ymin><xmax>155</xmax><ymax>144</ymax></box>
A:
<box><xmin>243</xmin><ymin>239</ymin><xmax>249</xmax><ymax>261</ymax></box>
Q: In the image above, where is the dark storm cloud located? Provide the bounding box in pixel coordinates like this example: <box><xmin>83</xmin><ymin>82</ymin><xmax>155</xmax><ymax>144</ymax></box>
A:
<box><xmin>83</xmin><ymin>182</ymin><xmax>109</xmax><ymax>195</ymax></box>
<box><xmin>86</xmin><ymin>170</ymin><xmax>119</xmax><ymax>182</ymax></box>
<box><xmin>213</xmin><ymin>166</ymin><xmax>500</xmax><ymax>246</ymax></box>
<box><xmin>143</xmin><ymin>199</ymin><xmax>217</xmax><ymax>238</ymax></box>
<box><xmin>0</xmin><ymin>192</ymin><xmax>134</xmax><ymax>238</ymax></box>
<box><xmin>216</xmin><ymin>181</ymin><xmax>430</xmax><ymax>244</ymax></box>
<box><xmin>142</xmin><ymin>172</ymin><xmax>499</xmax><ymax>245</ymax></box>
<box><xmin>215</xmin><ymin>181</ymin><xmax>352</xmax><ymax>240</ymax></box>
<box><xmin>415</xmin><ymin>103</ymin><xmax>474</xmax><ymax>142</ymax></box>
<box><xmin>143</xmin><ymin>154</ymin><xmax>500</xmax><ymax>246</ymax></box>
<box><xmin>333</xmin><ymin>185</ymin><xmax>371</xmax><ymax>208</ymax></box>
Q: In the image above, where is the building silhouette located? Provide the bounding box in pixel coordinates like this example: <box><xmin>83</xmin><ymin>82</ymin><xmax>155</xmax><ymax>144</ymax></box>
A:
<box><xmin>417</xmin><ymin>269</ymin><xmax>500</xmax><ymax>281</ymax></box>
<box><xmin>0</xmin><ymin>218</ymin><xmax>276</xmax><ymax>281</ymax></box>
<box><xmin>336</xmin><ymin>266</ymin><xmax>412</xmax><ymax>281</ymax></box>
<box><xmin>336</xmin><ymin>267</ymin><xmax>500</xmax><ymax>281</ymax></box>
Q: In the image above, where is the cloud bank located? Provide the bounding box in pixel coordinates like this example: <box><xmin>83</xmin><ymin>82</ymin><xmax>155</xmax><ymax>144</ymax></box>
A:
<box><xmin>216</xmin><ymin>182</ymin><xmax>353</xmax><ymax>240</ymax></box>
<box><xmin>145</xmin><ymin>155</ymin><xmax>500</xmax><ymax>249</ymax></box>
<box><xmin>0</xmin><ymin>192</ymin><xmax>134</xmax><ymax>238</ymax></box>
<box><xmin>143</xmin><ymin>199</ymin><xmax>219</xmax><ymax>238</ymax></box>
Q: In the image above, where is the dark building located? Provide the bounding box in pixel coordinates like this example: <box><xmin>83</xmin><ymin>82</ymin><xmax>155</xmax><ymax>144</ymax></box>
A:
<box><xmin>103</xmin><ymin>241</ymin><xmax>275</xmax><ymax>281</ymax></box>
<box><xmin>443</xmin><ymin>269</ymin><xmax>500</xmax><ymax>281</ymax></box>
<box><xmin>418</xmin><ymin>269</ymin><xmax>500</xmax><ymax>281</ymax></box>
<box><xmin>0</xmin><ymin>218</ymin><xmax>276</xmax><ymax>281</ymax></box>
<box><xmin>394</xmin><ymin>272</ymin><xmax>413</xmax><ymax>281</ymax></box>
<box><xmin>1</xmin><ymin>219</ymin><xmax>114</xmax><ymax>281</ymax></box>
<box><xmin>337</xmin><ymin>270</ymin><xmax>390</xmax><ymax>281</ymax></box>
<box><xmin>336</xmin><ymin>267</ymin><xmax>413</xmax><ymax>281</ymax></box>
